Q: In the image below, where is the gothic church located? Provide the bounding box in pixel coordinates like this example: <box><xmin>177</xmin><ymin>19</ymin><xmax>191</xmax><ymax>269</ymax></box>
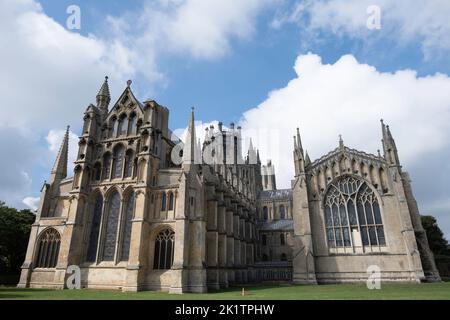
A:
<box><xmin>18</xmin><ymin>78</ymin><xmax>441</xmax><ymax>293</ymax></box>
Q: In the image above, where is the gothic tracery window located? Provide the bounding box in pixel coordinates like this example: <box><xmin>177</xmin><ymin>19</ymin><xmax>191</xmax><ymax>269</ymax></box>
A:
<box><xmin>324</xmin><ymin>176</ymin><xmax>385</xmax><ymax>249</ymax></box>
<box><xmin>153</xmin><ymin>229</ymin><xmax>175</xmax><ymax>270</ymax></box>
<box><xmin>102</xmin><ymin>191</ymin><xmax>121</xmax><ymax>261</ymax></box>
<box><xmin>35</xmin><ymin>228</ymin><xmax>61</xmax><ymax>268</ymax></box>
<box><xmin>120</xmin><ymin>192</ymin><xmax>135</xmax><ymax>261</ymax></box>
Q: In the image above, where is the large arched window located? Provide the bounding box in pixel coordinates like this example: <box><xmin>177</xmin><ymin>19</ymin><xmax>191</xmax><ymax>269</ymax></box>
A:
<box><xmin>86</xmin><ymin>193</ymin><xmax>103</xmax><ymax>262</ymax></box>
<box><xmin>120</xmin><ymin>192</ymin><xmax>135</xmax><ymax>261</ymax></box>
<box><xmin>35</xmin><ymin>228</ymin><xmax>61</xmax><ymax>268</ymax></box>
<box><xmin>102</xmin><ymin>191</ymin><xmax>121</xmax><ymax>261</ymax></box>
<box><xmin>324</xmin><ymin>176</ymin><xmax>385</xmax><ymax>248</ymax></box>
<box><xmin>279</xmin><ymin>205</ymin><xmax>286</xmax><ymax>219</ymax></box>
<box><xmin>153</xmin><ymin>229</ymin><xmax>175</xmax><ymax>270</ymax></box>
<box><xmin>102</xmin><ymin>153</ymin><xmax>112</xmax><ymax>180</ymax></box>
<box><xmin>112</xmin><ymin>145</ymin><xmax>125</xmax><ymax>179</ymax></box>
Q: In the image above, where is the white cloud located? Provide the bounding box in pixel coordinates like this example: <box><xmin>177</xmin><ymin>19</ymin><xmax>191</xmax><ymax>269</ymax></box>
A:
<box><xmin>23</xmin><ymin>196</ymin><xmax>40</xmax><ymax>211</ymax></box>
<box><xmin>274</xmin><ymin>0</ymin><xmax>450</xmax><ymax>60</ymax></box>
<box><xmin>241</xmin><ymin>53</ymin><xmax>450</xmax><ymax>184</ymax></box>
<box><xmin>102</xmin><ymin>0</ymin><xmax>275</xmax><ymax>61</ymax></box>
<box><xmin>239</xmin><ymin>53</ymin><xmax>450</xmax><ymax>234</ymax></box>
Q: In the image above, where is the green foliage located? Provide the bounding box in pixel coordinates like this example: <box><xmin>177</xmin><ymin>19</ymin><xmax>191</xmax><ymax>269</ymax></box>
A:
<box><xmin>421</xmin><ymin>215</ymin><xmax>450</xmax><ymax>256</ymax></box>
<box><xmin>0</xmin><ymin>201</ymin><xmax>35</xmax><ymax>274</ymax></box>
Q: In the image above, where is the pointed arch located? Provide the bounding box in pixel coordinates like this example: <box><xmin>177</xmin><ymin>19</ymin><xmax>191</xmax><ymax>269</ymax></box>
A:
<box><xmin>35</xmin><ymin>228</ymin><xmax>61</xmax><ymax>268</ymax></box>
<box><xmin>323</xmin><ymin>175</ymin><xmax>385</xmax><ymax>249</ymax></box>
<box><xmin>153</xmin><ymin>228</ymin><xmax>175</xmax><ymax>269</ymax></box>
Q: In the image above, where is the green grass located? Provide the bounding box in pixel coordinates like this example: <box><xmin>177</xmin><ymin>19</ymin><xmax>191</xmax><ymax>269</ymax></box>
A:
<box><xmin>1</xmin><ymin>282</ymin><xmax>450</xmax><ymax>300</ymax></box>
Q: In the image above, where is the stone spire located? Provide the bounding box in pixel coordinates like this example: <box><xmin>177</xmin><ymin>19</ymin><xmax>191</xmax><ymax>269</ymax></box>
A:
<box><xmin>182</xmin><ymin>107</ymin><xmax>198</xmax><ymax>166</ymax></box>
<box><xmin>49</xmin><ymin>126</ymin><xmax>70</xmax><ymax>184</ymax></box>
<box><xmin>293</xmin><ymin>128</ymin><xmax>306</xmax><ymax>176</ymax></box>
<box><xmin>381</xmin><ymin>119</ymin><xmax>400</xmax><ymax>166</ymax></box>
<box><xmin>339</xmin><ymin>134</ymin><xmax>344</xmax><ymax>150</ymax></box>
<box><xmin>96</xmin><ymin>76</ymin><xmax>111</xmax><ymax>112</ymax></box>
<box><xmin>247</xmin><ymin>138</ymin><xmax>257</xmax><ymax>164</ymax></box>
<box><xmin>296</xmin><ymin>127</ymin><xmax>303</xmax><ymax>154</ymax></box>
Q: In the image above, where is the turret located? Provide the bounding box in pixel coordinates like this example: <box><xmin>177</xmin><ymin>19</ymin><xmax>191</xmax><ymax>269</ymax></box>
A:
<box><xmin>96</xmin><ymin>76</ymin><xmax>111</xmax><ymax>113</ymax></box>
<box><xmin>381</xmin><ymin>119</ymin><xmax>400</xmax><ymax>167</ymax></box>
<box><xmin>293</xmin><ymin>127</ymin><xmax>305</xmax><ymax>176</ymax></box>
<box><xmin>49</xmin><ymin>126</ymin><xmax>70</xmax><ymax>185</ymax></box>
<box><xmin>182</xmin><ymin>108</ymin><xmax>199</xmax><ymax>168</ymax></box>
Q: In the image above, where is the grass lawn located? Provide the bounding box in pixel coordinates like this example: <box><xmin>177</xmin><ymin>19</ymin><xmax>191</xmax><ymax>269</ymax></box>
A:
<box><xmin>1</xmin><ymin>282</ymin><xmax>449</xmax><ymax>300</ymax></box>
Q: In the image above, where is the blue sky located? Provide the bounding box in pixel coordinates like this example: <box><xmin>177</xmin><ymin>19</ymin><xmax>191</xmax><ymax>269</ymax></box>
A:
<box><xmin>1</xmin><ymin>0</ymin><xmax>450</xmax><ymax>237</ymax></box>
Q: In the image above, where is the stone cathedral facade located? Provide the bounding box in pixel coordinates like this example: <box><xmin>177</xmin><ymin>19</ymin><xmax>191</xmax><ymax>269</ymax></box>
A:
<box><xmin>18</xmin><ymin>78</ymin><xmax>441</xmax><ymax>293</ymax></box>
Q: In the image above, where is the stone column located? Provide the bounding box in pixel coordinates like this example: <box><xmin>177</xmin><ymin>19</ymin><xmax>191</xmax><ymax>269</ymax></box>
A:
<box><xmin>206</xmin><ymin>200</ymin><xmax>220</xmax><ymax>290</ymax></box>
<box><xmin>123</xmin><ymin>189</ymin><xmax>148</xmax><ymax>292</ymax></box>
<box><xmin>217</xmin><ymin>205</ymin><xmax>228</xmax><ymax>287</ymax></box>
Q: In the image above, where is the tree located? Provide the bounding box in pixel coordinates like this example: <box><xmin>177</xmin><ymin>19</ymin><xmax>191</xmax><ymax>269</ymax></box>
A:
<box><xmin>421</xmin><ymin>215</ymin><xmax>450</xmax><ymax>256</ymax></box>
<box><xmin>0</xmin><ymin>201</ymin><xmax>35</xmax><ymax>274</ymax></box>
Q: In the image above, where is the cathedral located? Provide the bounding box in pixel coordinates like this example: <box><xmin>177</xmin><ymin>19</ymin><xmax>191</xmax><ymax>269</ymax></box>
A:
<box><xmin>18</xmin><ymin>78</ymin><xmax>441</xmax><ymax>293</ymax></box>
